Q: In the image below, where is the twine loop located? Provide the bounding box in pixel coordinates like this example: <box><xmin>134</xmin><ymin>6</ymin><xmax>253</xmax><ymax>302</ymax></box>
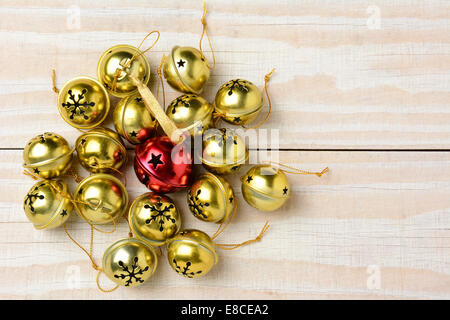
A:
<box><xmin>199</xmin><ymin>2</ymin><xmax>215</xmax><ymax>70</ymax></box>
<box><xmin>243</xmin><ymin>68</ymin><xmax>276</xmax><ymax>129</ymax></box>
<box><xmin>112</xmin><ymin>30</ymin><xmax>160</xmax><ymax>92</ymax></box>
<box><xmin>215</xmin><ymin>221</ymin><xmax>270</xmax><ymax>250</ymax></box>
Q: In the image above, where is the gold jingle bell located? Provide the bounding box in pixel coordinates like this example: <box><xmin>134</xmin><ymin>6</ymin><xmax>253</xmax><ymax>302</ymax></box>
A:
<box><xmin>187</xmin><ymin>172</ymin><xmax>235</xmax><ymax>223</ymax></box>
<box><xmin>166</xmin><ymin>94</ymin><xmax>213</xmax><ymax>136</ymax></box>
<box><xmin>57</xmin><ymin>76</ymin><xmax>110</xmax><ymax>129</ymax></box>
<box><xmin>166</xmin><ymin>229</ymin><xmax>218</xmax><ymax>278</ymax></box>
<box><xmin>113</xmin><ymin>92</ymin><xmax>157</xmax><ymax>144</ymax></box>
<box><xmin>74</xmin><ymin>173</ymin><xmax>128</xmax><ymax>225</ymax></box>
<box><xmin>214</xmin><ymin>79</ymin><xmax>264</xmax><ymax>125</ymax></box>
<box><xmin>241</xmin><ymin>164</ymin><xmax>291</xmax><ymax>212</ymax></box>
<box><xmin>23</xmin><ymin>180</ymin><xmax>73</xmax><ymax>230</ymax></box>
<box><xmin>163</xmin><ymin>46</ymin><xmax>210</xmax><ymax>94</ymax></box>
<box><xmin>97</xmin><ymin>44</ymin><xmax>151</xmax><ymax>98</ymax></box>
<box><xmin>129</xmin><ymin>193</ymin><xmax>181</xmax><ymax>246</ymax></box>
<box><xmin>23</xmin><ymin>132</ymin><xmax>73</xmax><ymax>179</ymax></box>
<box><xmin>75</xmin><ymin>127</ymin><xmax>127</xmax><ymax>173</ymax></box>
<box><xmin>201</xmin><ymin>128</ymin><xmax>249</xmax><ymax>175</ymax></box>
<box><xmin>102</xmin><ymin>238</ymin><xmax>157</xmax><ymax>288</ymax></box>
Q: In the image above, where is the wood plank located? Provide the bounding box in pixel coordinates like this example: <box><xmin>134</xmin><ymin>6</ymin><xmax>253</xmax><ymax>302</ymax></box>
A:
<box><xmin>0</xmin><ymin>0</ymin><xmax>450</xmax><ymax>149</ymax></box>
<box><xmin>1</xmin><ymin>150</ymin><xmax>450</xmax><ymax>299</ymax></box>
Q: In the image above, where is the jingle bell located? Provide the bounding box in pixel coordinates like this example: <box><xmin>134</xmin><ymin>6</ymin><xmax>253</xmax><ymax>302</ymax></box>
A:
<box><xmin>57</xmin><ymin>76</ymin><xmax>110</xmax><ymax>129</ymax></box>
<box><xmin>214</xmin><ymin>79</ymin><xmax>264</xmax><ymax>125</ymax></box>
<box><xmin>166</xmin><ymin>94</ymin><xmax>213</xmax><ymax>136</ymax></box>
<box><xmin>97</xmin><ymin>44</ymin><xmax>151</xmax><ymax>97</ymax></box>
<box><xmin>74</xmin><ymin>173</ymin><xmax>128</xmax><ymax>225</ymax></box>
<box><xmin>113</xmin><ymin>93</ymin><xmax>157</xmax><ymax>144</ymax></box>
<box><xmin>102</xmin><ymin>238</ymin><xmax>157</xmax><ymax>288</ymax></box>
<box><xmin>188</xmin><ymin>172</ymin><xmax>235</xmax><ymax>223</ymax></box>
<box><xmin>166</xmin><ymin>229</ymin><xmax>218</xmax><ymax>278</ymax></box>
<box><xmin>241</xmin><ymin>164</ymin><xmax>291</xmax><ymax>212</ymax></box>
<box><xmin>163</xmin><ymin>46</ymin><xmax>210</xmax><ymax>94</ymax></box>
<box><xmin>23</xmin><ymin>132</ymin><xmax>73</xmax><ymax>179</ymax></box>
<box><xmin>76</xmin><ymin>127</ymin><xmax>127</xmax><ymax>173</ymax></box>
<box><xmin>201</xmin><ymin>128</ymin><xmax>249</xmax><ymax>175</ymax></box>
<box><xmin>23</xmin><ymin>179</ymin><xmax>73</xmax><ymax>230</ymax></box>
<box><xmin>134</xmin><ymin>135</ymin><xmax>193</xmax><ymax>193</ymax></box>
<box><xmin>129</xmin><ymin>193</ymin><xmax>181</xmax><ymax>246</ymax></box>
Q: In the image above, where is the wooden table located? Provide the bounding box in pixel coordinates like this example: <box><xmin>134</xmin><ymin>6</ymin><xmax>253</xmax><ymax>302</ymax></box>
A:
<box><xmin>1</xmin><ymin>0</ymin><xmax>449</xmax><ymax>299</ymax></box>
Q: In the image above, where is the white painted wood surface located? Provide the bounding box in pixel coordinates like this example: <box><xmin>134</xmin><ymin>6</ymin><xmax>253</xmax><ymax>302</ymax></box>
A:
<box><xmin>0</xmin><ymin>0</ymin><xmax>449</xmax><ymax>299</ymax></box>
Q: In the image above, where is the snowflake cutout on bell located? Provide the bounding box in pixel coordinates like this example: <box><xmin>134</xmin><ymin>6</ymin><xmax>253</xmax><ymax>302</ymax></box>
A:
<box><xmin>102</xmin><ymin>238</ymin><xmax>158</xmax><ymax>288</ymax></box>
<box><xmin>74</xmin><ymin>173</ymin><xmax>128</xmax><ymax>225</ymax></box>
<box><xmin>23</xmin><ymin>180</ymin><xmax>73</xmax><ymax>230</ymax></box>
<box><xmin>23</xmin><ymin>132</ymin><xmax>73</xmax><ymax>179</ymax></box>
<box><xmin>213</xmin><ymin>69</ymin><xmax>275</xmax><ymax>127</ymax></box>
<box><xmin>201</xmin><ymin>128</ymin><xmax>249</xmax><ymax>175</ymax></box>
<box><xmin>214</xmin><ymin>78</ymin><xmax>264</xmax><ymax>125</ymax></box>
<box><xmin>129</xmin><ymin>193</ymin><xmax>181</xmax><ymax>246</ymax></box>
<box><xmin>57</xmin><ymin>76</ymin><xmax>110</xmax><ymax>129</ymax></box>
<box><xmin>75</xmin><ymin>127</ymin><xmax>127</xmax><ymax>173</ymax></box>
<box><xmin>113</xmin><ymin>92</ymin><xmax>157</xmax><ymax>144</ymax></box>
<box><xmin>166</xmin><ymin>94</ymin><xmax>214</xmax><ymax>136</ymax></box>
<box><xmin>166</xmin><ymin>229</ymin><xmax>218</xmax><ymax>279</ymax></box>
<box><xmin>188</xmin><ymin>172</ymin><xmax>235</xmax><ymax>223</ymax></box>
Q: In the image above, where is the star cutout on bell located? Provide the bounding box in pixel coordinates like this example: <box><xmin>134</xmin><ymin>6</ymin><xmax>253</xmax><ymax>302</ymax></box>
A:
<box><xmin>148</xmin><ymin>153</ymin><xmax>164</xmax><ymax>169</ymax></box>
<box><xmin>246</xmin><ymin>176</ymin><xmax>253</xmax><ymax>183</ymax></box>
<box><xmin>283</xmin><ymin>186</ymin><xmax>288</xmax><ymax>195</ymax></box>
<box><xmin>130</xmin><ymin>131</ymin><xmax>138</xmax><ymax>137</ymax></box>
<box><xmin>177</xmin><ymin>59</ymin><xmax>186</xmax><ymax>68</ymax></box>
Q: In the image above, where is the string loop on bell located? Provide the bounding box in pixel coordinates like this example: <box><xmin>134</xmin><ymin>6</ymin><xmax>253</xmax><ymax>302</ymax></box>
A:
<box><xmin>112</xmin><ymin>30</ymin><xmax>161</xmax><ymax>91</ymax></box>
<box><xmin>211</xmin><ymin>202</ymin><xmax>237</xmax><ymax>240</ymax></box>
<box><xmin>216</xmin><ymin>221</ymin><xmax>270</xmax><ymax>250</ymax></box>
<box><xmin>199</xmin><ymin>2</ymin><xmax>215</xmax><ymax>70</ymax></box>
<box><xmin>156</xmin><ymin>54</ymin><xmax>166</xmax><ymax>110</ymax></box>
<box><xmin>243</xmin><ymin>68</ymin><xmax>276</xmax><ymax>129</ymax></box>
<box><xmin>51</xmin><ymin>69</ymin><xmax>59</xmax><ymax>93</ymax></box>
<box><xmin>265</xmin><ymin>162</ymin><xmax>329</xmax><ymax>177</ymax></box>
<box><xmin>63</xmin><ymin>223</ymin><xmax>119</xmax><ymax>293</ymax></box>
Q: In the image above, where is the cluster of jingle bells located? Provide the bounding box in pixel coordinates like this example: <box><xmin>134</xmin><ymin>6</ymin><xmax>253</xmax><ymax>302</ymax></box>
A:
<box><xmin>22</xmin><ymin>28</ymin><xmax>299</xmax><ymax>290</ymax></box>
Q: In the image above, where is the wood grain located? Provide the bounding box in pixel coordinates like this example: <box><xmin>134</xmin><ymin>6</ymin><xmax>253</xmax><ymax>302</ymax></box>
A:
<box><xmin>0</xmin><ymin>0</ymin><xmax>449</xmax><ymax>300</ymax></box>
<box><xmin>1</xmin><ymin>0</ymin><xmax>450</xmax><ymax>148</ymax></box>
<box><xmin>1</xmin><ymin>150</ymin><xmax>450</xmax><ymax>299</ymax></box>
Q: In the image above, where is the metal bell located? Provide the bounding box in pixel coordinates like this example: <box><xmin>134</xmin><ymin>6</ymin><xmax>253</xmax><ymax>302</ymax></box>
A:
<box><xmin>163</xmin><ymin>46</ymin><xmax>210</xmax><ymax>94</ymax></box>
<box><xmin>241</xmin><ymin>164</ymin><xmax>291</xmax><ymax>212</ymax></box>
<box><xmin>166</xmin><ymin>94</ymin><xmax>213</xmax><ymax>136</ymax></box>
<box><xmin>57</xmin><ymin>76</ymin><xmax>110</xmax><ymax>129</ymax></box>
<box><xmin>201</xmin><ymin>128</ymin><xmax>249</xmax><ymax>175</ymax></box>
<box><xmin>102</xmin><ymin>238</ymin><xmax>157</xmax><ymax>288</ymax></box>
<box><xmin>134</xmin><ymin>135</ymin><xmax>193</xmax><ymax>194</ymax></box>
<box><xmin>214</xmin><ymin>79</ymin><xmax>264</xmax><ymax>125</ymax></box>
<box><xmin>113</xmin><ymin>93</ymin><xmax>157</xmax><ymax>144</ymax></box>
<box><xmin>23</xmin><ymin>179</ymin><xmax>73</xmax><ymax>230</ymax></box>
<box><xmin>74</xmin><ymin>173</ymin><xmax>128</xmax><ymax>225</ymax></box>
<box><xmin>129</xmin><ymin>193</ymin><xmax>181</xmax><ymax>246</ymax></box>
<box><xmin>97</xmin><ymin>44</ymin><xmax>151</xmax><ymax>97</ymax></box>
<box><xmin>23</xmin><ymin>132</ymin><xmax>73</xmax><ymax>179</ymax></box>
<box><xmin>187</xmin><ymin>172</ymin><xmax>235</xmax><ymax>223</ymax></box>
<box><xmin>166</xmin><ymin>229</ymin><xmax>218</xmax><ymax>278</ymax></box>
<box><xmin>75</xmin><ymin>127</ymin><xmax>127</xmax><ymax>173</ymax></box>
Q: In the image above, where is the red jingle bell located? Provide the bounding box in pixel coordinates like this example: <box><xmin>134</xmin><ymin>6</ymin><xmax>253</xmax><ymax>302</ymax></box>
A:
<box><xmin>127</xmin><ymin>74</ymin><xmax>193</xmax><ymax>194</ymax></box>
<box><xmin>134</xmin><ymin>135</ymin><xmax>192</xmax><ymax>194</ymax></box>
